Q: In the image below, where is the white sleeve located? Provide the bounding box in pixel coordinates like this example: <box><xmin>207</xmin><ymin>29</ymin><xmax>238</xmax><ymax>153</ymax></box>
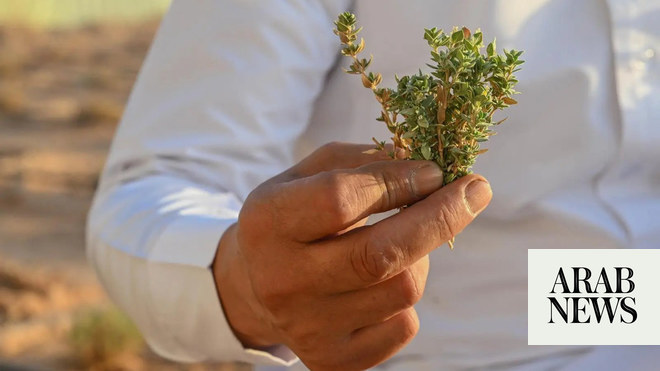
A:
<box><xmin>86</xmin><ymin>0</ymin><xmax>351</xmax><ymax>365</ymax></box>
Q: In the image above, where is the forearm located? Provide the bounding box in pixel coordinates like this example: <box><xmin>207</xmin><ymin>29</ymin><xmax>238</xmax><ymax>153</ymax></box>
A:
<box><xmin>87</xmin><ymin>175</ymin><xmax>297</xmax><ymax>365</ymax></box>
<box><xmin>87</xmin><ymin>175</ymin><xmax>240</xmax><ymax>361</ymax></box>
<box><xmin>86</xmin><ymin>0</ymin><xmax>352</xmax><ymax>364</ymax></box>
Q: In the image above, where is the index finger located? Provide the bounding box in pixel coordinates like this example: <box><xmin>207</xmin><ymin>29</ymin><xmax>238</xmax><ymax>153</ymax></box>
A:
<box><xmin>267</xmin><ymin>141</ymin><xmax>405</xmax><ymax>185</ymax></box>
<box><xmin>267</xmin><ymin>159</ymin><xmax>444</xmax><ymax>242</ymax></box>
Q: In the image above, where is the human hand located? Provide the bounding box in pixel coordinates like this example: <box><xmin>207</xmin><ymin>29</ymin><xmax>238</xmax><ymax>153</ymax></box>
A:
<box><xmin>212</xmin><ymin>142</ymin><xmax>492</xmax><ymax>371</ymax></box>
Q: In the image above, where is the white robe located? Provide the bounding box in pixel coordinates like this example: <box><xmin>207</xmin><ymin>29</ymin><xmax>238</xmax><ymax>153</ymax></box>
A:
<box><xmin>87</xmin><ymin>0</ymin><xmax>660</xmax><ymax>369</ymax></box>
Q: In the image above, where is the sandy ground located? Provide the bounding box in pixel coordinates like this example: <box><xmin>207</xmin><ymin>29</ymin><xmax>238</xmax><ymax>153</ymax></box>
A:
<box><xmin>0</xmin><ymin>20</ymin><xmax>250</xmax><ymax>371</ymax></box>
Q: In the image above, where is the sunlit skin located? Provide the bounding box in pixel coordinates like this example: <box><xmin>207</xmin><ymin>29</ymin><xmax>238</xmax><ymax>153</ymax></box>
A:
<box><xmin>213</xmin><ymin>142</ymin><xmax>492</xmax><ymax>371</ymax></box>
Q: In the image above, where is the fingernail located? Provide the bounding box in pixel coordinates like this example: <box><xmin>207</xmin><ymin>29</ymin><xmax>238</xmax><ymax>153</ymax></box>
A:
<box><xmin>464</xmin><ymin>179</ymin><xmax>492</xmax><ymax>214</ymax></box>
<box><xmin>411</xmin><ymin>163</ymin><xmax>443</xmax><ymax>196</ymax></box>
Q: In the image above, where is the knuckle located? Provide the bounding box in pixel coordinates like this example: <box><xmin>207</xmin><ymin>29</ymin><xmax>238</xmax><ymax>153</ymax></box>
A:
<box><xmin>377</xmin><ymin>169</ymin><xmax>414</xmax><ymax>208</ymax></box>
<box><xmin>266</xmin><ymin>183</ymin><xmax>292</xmax><ymax>216</ymax></box>
<box><xmin>321</xmin><ymin>171</ymin><xmax>356</xmax><ymax>224</ymax></box>
<box><xmin>237</xmin><ymin>191</ymin><xmax>260</xmax><ymax>226</ymax></box>
<box><xmin>322</xmin><ymin>141</ymin><xmax>343</xmax><ymax>151</ymax></box>
<box><xmin>396</xmin><ymin>269</ymin><xmax>423</xmax><ymax>308</ymax></box>
<box><xmin>434</xmin><ymin>195</ymin><xmax>461</xmax><ymax>239</ymax></box>
<box><xmin>396</xmin><ymin>309</ymin><xmax>420</xmax><ymax>343</ymax></box>
<box><xmin>352</xmin><ymin>235</ymin><xmax>401</xmax><ymax>282</ymax></box>
<box><xmin>317</xmin><ymin>141</ymin><xmax>343</xmax><ymax>160</ymax></box>
<box><xmin>238</xmin><ymin>186</ymin><xmax>278</xmax><ymax>236</ymax></box>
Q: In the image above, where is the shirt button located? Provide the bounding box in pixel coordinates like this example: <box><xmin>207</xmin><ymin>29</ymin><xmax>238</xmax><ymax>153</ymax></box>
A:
<box><xmin>643</xmin><ymin>48</ymin><xmax>656</xmax><ymax>60</ymax></box>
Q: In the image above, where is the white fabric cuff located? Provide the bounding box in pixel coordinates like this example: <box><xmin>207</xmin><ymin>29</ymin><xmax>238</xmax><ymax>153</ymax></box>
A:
<box><xmin>145</xmin><ymin>215</ymin><xmax>299</xmax><ymax>366</ymax></box>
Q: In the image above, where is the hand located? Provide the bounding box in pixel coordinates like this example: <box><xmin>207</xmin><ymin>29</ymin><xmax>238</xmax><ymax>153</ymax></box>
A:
<box><xmin>212</xmin><ymin>142</ymin><xmax>492</xmax><ymax>371</ymax></box>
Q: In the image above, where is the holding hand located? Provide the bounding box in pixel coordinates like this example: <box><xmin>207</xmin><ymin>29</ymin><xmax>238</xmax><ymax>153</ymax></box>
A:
<box><xmin>213</xmin><ymin>142</ymin><xmax>491</xmax><ymax>371</ymax></box>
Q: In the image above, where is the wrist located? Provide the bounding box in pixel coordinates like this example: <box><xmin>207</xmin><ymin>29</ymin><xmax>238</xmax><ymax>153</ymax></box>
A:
<box><xmin>212</xmin><ymin>223</ymin><xmax>279</xmax><ymax>348</ymax></box>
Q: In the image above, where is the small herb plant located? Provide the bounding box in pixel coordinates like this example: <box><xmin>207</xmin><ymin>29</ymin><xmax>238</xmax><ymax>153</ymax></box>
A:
<box><xmin>333</xmin><ymin>12</ymin><xmax>524</xmax><ymax>187</ymax></box>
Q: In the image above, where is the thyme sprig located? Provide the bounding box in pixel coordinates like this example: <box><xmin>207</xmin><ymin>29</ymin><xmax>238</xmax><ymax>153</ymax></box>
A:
<box><xmin>334</xmin><ymin>12</ymin><xmax>524</xmax><ymax>187</ymax></box>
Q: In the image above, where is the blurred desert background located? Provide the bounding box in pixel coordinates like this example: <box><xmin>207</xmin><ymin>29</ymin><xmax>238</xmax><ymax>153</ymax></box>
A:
<box><xmin>0</xmin><ymin>1</ymin><xmax>248</xmax><ymax>370</ymax></box>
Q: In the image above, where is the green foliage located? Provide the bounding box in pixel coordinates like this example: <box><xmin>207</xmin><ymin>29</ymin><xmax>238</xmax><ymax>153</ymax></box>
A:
<box><xmin>69</xmin><ymin>307</ymin><xmax>144</xmax><ymax>366</ymax></box>
<box><xmin>334</xmin><ymin>12</ymin><xmax>524</xmax><ymax>186</ymax></box>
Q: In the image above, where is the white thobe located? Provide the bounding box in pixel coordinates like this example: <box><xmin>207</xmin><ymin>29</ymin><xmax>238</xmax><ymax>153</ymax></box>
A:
<box><xmin>87</xmin><ymin>1</ymin><xmax>660</xmax><ymax>369</ymax></box>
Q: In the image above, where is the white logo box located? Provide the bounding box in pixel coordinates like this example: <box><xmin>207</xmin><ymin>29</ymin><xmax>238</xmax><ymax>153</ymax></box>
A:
<box><xmin>528</xmin><ymin>249</ymin><xmax>660</xmax><ymax>345</ymax></box>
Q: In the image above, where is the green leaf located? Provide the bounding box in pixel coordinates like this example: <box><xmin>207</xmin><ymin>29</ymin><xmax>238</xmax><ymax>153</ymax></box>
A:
<box><xmin>333</xmin><ymin>12</ymin><xmax>524</xmax><ymax>195</ymax></box>
<box><xmin>418</xmin><ymin>115</ymin><xmax>429</xmax><ymax>128</ymax></box>
<box><xmin>421</xmin><ymin>144</ymin><xmax>432</xmax><ymax>160</ymax></box>
<box><xmin>487</xmin><ymin>38</ymin><xmax>496</xmax><ymax>57</ymax></box>
<box><xmin>473</xmin><ymin>31</ymin><xmax>483</xmax><ymax>45</ymax></box>
<box><xmin>451</xmin><ymin>29</ymin><xmax>464</xmax><ymax>42</ymax></box>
